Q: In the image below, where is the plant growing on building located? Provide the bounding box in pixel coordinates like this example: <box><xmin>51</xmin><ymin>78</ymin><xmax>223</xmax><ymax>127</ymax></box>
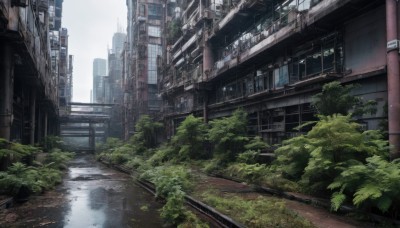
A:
<box><xmin>167</xmin><ymin>19</ymin><xmax>182</xmax><ymax>45</ymax></box>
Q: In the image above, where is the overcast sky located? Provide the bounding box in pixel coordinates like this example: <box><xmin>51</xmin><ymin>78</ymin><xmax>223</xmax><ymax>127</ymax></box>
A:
<box><xmin>63</xmin><ymin>0</ymin><xmax>127</xmax><ymax>102</ymax></box>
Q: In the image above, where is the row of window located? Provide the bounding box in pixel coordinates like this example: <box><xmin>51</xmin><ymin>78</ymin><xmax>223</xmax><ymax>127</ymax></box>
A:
<box><xmin>139</xmin><ymin>3</ymin><xmax>163</xmax><ymax>20</ymax></box>
<box><xmin>148</xmin><ymin>44</ymin><xmax>162</xmax><ymax>84</ymax></box>
<box><xmin>214</xmin><ymin>37</ymin><xmax>343</xmax><ymax>103</ymax></box>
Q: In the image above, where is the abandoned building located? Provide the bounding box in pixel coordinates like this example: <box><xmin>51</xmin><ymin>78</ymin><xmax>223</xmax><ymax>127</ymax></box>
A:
<box><xmin>123</xmin><ymin>0</ymin><xmax>165</xmax><ymax>139</ymax></box>
<box><xmin>155</xmin><ymin>0</ymin><xmax>399</xmax><ymax>154</ymax></box>
<box><xmin>0</xmin><ymin>0</ymin><xmax>73</xmax><ymax>144</ymax></box>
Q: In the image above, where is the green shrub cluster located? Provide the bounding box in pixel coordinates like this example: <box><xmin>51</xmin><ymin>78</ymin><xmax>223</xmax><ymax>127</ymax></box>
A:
<box><xmin>0</xmin><ymin>138</ymin><xmax>74</xmax><ymax>197</ymax></box>
<box><xmin>0</xmin><ymin>139</ymin><xmax>41</xmax><ymax>165</ymax></box>
<box><xmin>140</xmin><ymin>165</ymin><xmax>193</xmax><ymax>225</ymax></box>
<box><xmin>274</xmin><ymin>114</ymin><xmax>398</xmax><ymax>217</ymax></box>
<box><xmin>0</xmin><ymin>162</ymin><xmax>62</xmax><ymax>196</ymax></box>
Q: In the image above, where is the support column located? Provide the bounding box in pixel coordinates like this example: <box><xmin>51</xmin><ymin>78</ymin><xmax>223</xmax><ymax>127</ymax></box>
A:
<box><xmin>44</xmin><ymin>111</ymin><xmax>48</xmax><ymax>138</ymax></box>
<box><xmin>203</xmin><ymin>41</ymin><xmax>214</xmax><ymax>80</ymax></box>
<box><xmin>203</xmin><ymin>93</ymin><xmax>208</xmax><ymax>123</ymax></box>
<box><xmin>89</xmin><ymin>122</ymin><xmax>95</xmax><ymax>152</ymax></box>
<box><xmin>386</xmin><ymin>0</ymin><xmax>400</xmax><ymax>159</ymax></box>
<box><xmin>0</xmin><ymin>43</ymin><xmax>14</xmax><ymax>141</ymax></box>
<box><xmin>29</xmin><ymin>89</ymin><xmax>37</xmax><ymax>145</ymax></box>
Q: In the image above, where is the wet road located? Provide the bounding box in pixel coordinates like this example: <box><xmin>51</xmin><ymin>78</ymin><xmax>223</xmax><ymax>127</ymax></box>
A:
<box><xmin>0</xmin><ymin>154</ymin><xmax>165</xmax><ymax>227</ymax></box>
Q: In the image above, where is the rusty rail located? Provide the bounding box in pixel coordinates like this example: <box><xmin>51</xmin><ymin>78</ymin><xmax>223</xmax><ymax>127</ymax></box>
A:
<box><xmin>100</xmin><ymin>160</ymin><xmax>245</xmax><ymax>228</ymax></box>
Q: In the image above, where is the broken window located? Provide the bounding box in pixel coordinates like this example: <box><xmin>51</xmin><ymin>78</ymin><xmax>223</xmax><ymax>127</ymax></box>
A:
<box><xmin>274</xmin><ymin>65</ymin><xmax>289</xmax><ymax>88</ymax></box>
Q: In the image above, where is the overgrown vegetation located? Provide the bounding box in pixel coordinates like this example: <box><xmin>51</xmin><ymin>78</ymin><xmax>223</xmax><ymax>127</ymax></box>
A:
<box><xmin>312</xmin><ymin>81</ymin><xmax>377</xmax><ymax>116</ymax></box>
<box><xmin>200</xmin><ymin>191</ymin><xmax>313</xmax><ymax>228</ymax></box>
<box><xmin>0</xmin><ymin>138</ymin><xmax>74</xmax><ymax>198</ymax></box>
<box><xmin>97</xmin><ymin>81</ymin><xmax>395</xmax><ymax>224</ymax></box>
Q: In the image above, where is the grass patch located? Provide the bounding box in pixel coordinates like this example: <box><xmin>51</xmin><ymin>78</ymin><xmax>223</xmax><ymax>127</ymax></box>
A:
<box><xmin>199</xmin><ymin>191</ymin><xmax>314</xmax><ymax>228</ymax></box>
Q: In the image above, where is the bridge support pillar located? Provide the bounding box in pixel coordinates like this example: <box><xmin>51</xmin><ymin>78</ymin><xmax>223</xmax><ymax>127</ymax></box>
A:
<box><xmin>89</xmin><ymin>123</ymin><xmax>95</xmax><ymax>152</ymax></box>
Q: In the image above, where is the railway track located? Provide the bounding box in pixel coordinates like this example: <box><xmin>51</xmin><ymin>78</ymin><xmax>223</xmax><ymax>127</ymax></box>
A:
<box><xmin>104</xmin><ymin>161</ymin><xmax>245</xmax><ymax>228</ymax></box>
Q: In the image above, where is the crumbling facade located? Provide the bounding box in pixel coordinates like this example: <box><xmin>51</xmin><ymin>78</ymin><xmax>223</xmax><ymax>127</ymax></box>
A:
<box><xmin>158</xmin><ymin>0</ymin><xmax>398</xmax><ymax>152</ymax></box>
<box><xmin>123</xmin><ymin>0</ymin><xmax>165</xmax><ymax>139</ymax></box>
<box><xmin>0</xmin><ymin>0</ymin><xmax>72</xmax><ymax>144</ymax></box>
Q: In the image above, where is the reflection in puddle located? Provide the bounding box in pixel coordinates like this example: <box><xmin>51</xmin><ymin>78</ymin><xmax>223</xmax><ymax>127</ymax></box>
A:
<box><xmin>64</xmin><ymin>189</ymin><xmax>106</xmax><ymax>227</ymax></box>
<box><xmin>62</xmin><ymin>159</ymin><xmax>164</xmax><ymax>228</ymax></box>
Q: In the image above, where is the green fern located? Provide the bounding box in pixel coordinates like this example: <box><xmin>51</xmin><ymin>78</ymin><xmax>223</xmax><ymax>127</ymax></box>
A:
<box><xmin>329</xmin><ymin>155</ymin><xmax>400</xmax><ymax>216</ymax></box>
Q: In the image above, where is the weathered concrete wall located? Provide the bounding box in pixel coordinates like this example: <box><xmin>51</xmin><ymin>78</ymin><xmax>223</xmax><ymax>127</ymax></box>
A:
<box><xmin>344</xmin><ymin>6</ymin><xmax>386</xmax><ymax>76</ymax></box>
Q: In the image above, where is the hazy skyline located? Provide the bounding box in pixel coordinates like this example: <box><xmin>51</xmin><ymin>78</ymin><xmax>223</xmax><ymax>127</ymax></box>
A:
<box><xmin>63</xmin><ymin>0</ymin><xmax>127</xmax><ymax>102</ymax></box>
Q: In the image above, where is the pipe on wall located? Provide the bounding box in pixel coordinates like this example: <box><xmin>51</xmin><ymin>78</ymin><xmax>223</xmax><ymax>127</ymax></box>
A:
<box><xmin>386</xmin><ymin>0</ymin><xmax>400</xmax><ymax>159</ymax></box>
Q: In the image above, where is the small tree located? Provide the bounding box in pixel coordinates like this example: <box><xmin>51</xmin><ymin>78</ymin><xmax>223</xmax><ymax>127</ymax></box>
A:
<box><xmin>301</xmin><ymin>115</ymin><xmax>388</xmax><ymax>193</ymax></box>
<box><xmin>312</xmin><ymin>81</ymin><xmax>376</xmax><ymax>116</ymax></box>
<box><xmin>171</xmin><ymin>115</ymin><xmax>208</xmax><ymax>160</ymax></box>
<box><xmin>130</xmin><ymin>115</ymin><xmax>163</xmax><ymax>151</ymax></box>
<box><xmin>208</xmin><ymin>109</ymin><xmax>249</xmax><ymax>162</ymax></box>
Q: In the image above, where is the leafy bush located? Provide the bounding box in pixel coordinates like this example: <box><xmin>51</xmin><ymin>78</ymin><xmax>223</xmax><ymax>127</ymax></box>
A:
<box><xmin>177</xmin><ymin>211</ymin><xmax>210</xmax><ymax>228</ymax></box>
<box><xmin>171</xmin><ymin>115</ymin><xmax>209</xmax><ymax>160</ymax></box>
<box><xmin>125</xmin><ymin>157</ymin><xmax>144</xmax><ymax>169</ymax></box>
<box><xmin>160</xmin><ymin>188</ymin><xmax>187</xmax><ymax>225</ymax></box>
<box><xmin>225</xmin><ymin>163</ymin><xmax>268</xmax><ymax>184</ymax></box>
<box><xmin>274</xmin><ymin>135</ymin><xmax>310</xmax><ymax>180</ymax></box>
<box><xmin>329</xmin><ymin>155</ymin><xmax>400</xmax><ymax>218</ymax></box>
<box><xmin>301</xmin><ymin>115</ymin><xmax>388</xmax><ymax>193</ymax></box>
<box><xmin>142</xmin><ymin>165</ymin><xmax>192</xmax><ymax>198</ymax></box>
<box><xmin>96</xmin><ymin>137</ymin><xmax>123</xmax><ymax>153</ymax></box>
<box><xmin>140</xmin><ymin>165</ymin><xmax>193</xmax><ymax>225</ymax></box>
<box><xmin>130</xmin><ymin>115</ymin><xmax>163</xmax><ymax>150</ymax></box>
<box><xmin>236</xmin><ymin>150</ymin><xmax>259</xmax><ymax>164</ymax></box>
<box><xmin>208</xmin><ymin>109</ymin><xmax>249</xmax><ymax>162</ymax></box>
<box><xmin>0</xmin><ymin>162</ymin><xmax>62</xmax><ymax>196</ymax></box>
<box><xmin>312</xmin><ymin>81</ymin><xmax>376</xmax><ymax>116</ymax></box>
<box><xmin>148</xmin><ymin>144</ymin><xmax>176</xmax><ymax>166</ymax></box>
<box><xmin>45</xmin><ymin>149</ymin><xmax>74</xmax><ymax>169</ymax></box>
<box><xmin>41</xmin><ymin>135</ymin><xmax>64</xmax><ymax>152</ymax></box>
<box><xmin>202</xmin><ymin>158</ymin><xmax>224</xmax><ymax>174</ymax></box>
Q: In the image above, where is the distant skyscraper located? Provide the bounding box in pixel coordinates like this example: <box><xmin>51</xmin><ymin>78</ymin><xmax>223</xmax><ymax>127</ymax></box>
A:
<box><xmin>93</xmin><ymin>58</ymin><xmax>107</xmax><ymax>103</ymax></box>
<box><xmin>112</xmin><ymin>33</ymin><xmax>127</xmax><ymax>55</ymax></box>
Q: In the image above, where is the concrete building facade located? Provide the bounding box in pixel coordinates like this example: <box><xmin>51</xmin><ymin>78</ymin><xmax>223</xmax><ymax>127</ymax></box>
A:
<box><xmin>124</xmin><ymin>0</ymin><xmax>165</xmax><ymax>139</ymax></box>
<box><xmin>158</xmin><ymin>0</ymin><xmax>399</xmax><ymax>157</ymax></box>
<box><xmin>0</xmin><ymin>0</ymin><xmax>72</xmax><ymax>145</ymax></box>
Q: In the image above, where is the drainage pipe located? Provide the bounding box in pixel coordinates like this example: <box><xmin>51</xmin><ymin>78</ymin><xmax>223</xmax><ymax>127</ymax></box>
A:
<box><xmin>386</xmin><ymin>0</ymin><xmax>400</xmax><ymax>159</ymax></box>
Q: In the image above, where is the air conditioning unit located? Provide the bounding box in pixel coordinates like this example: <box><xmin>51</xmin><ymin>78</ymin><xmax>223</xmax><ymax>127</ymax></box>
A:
<box><xmin>11</xmin><ymin>0</ymin><xmax>28</xmax><ymax>7</ymax></box>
